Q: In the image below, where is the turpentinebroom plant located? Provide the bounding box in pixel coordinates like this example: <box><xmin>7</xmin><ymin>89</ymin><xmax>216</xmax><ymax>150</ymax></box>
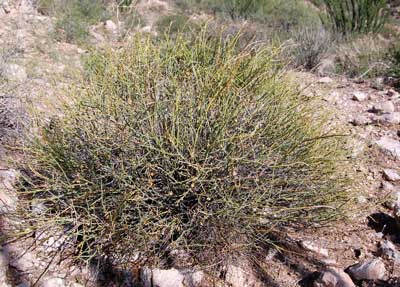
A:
<box><xmin>12</xmin><ymin>31</ymin><xmax>351</xmax><ymax>267</ymax></box>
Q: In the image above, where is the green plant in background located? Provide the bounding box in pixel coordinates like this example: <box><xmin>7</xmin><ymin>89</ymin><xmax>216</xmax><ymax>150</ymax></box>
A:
<box><xmin>156</xmin><ymin>14</ymin><xmax>200</xmax><ymax>35</ymax></box>
<box><xmin>210</xmin><ymin>0</ymin><xmax>263</xmax><ymax>19</ymax></box>
<box><xmin>334</xmin><ymin>35</ymin><xmax>391</xmax><ymax>78</ymax></box>
<box><xmin>289</xmin><ymin>26</ymin><xmax>332</xmax><ymax>70</ymax></box>
<box><xmin>321</xmin><ymin>0</ymin><xmax>388</xmax><ymax>35</ymax></box>
<box><xmin>254</xmin><ymin>0</ymin><xmax>322</xmax><ymax>31</ymax></box>
<box><xmin>36</xmin><ymin>0</ymin><xmax>109</xmax><ymax>43</ymax></box>
<box><xmin>117</xmin><ymin>0</ymin><xmax>133</xmax><ymax>7</ymax></box>
<box><xmin>388</xmin><ymin>44</ymin><xmax>400</xmax><ymax>90</ymax></box>
<box><xmin>176</xmin><ymin>0</ymin><xmax>322</xmax><ymax>32</ymax></box>
<box><xmin>13</xmin><ymin>31</ymin><xmax>351</xmax><ymax>267</ymax></box>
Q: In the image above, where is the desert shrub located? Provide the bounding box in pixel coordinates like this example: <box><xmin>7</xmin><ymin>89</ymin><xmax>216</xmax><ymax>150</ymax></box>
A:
<box><xmin>253</xmin><ymin>0</ymin><xmax>322</xmax><ymax>31</ymax></box>
<box><xmin>289</xmin><ymin>25</ymin><xmax>333</xmax><ymax>70</ymax></box>
<box><xmin>334</xmin><ymin>36</ymin><xmax>392</xmax><ymax>78</ymax></box>
<box><xmin>175</xmin><ymin>0</ymin><xmax>261</xmax><ymax>19</ymax></box>
<box><xmin>206</xmin><ymin>0</ymin><xmax>263</xmax><ymax>20</ymax></box>
<box><xmin>35</xmin><ymin>0</ymin><xmax>109</xmax><ymax>43</ymax></box>
<box><xmin>117</xmin><ymin>0</ymin><xmax>134</xmax><ymax>8</ymax></box>
<box><xmin>321</xmin><ymin>0</ymin><xmax>388</xmax><ymax>35</ymax></box>
<box><xmin>176</xmin><ymin>0</ymin><xmax>321</xmax><ymax>31</ymax></box>
<box><xmin>156</xmin><ymin>14</ymin><xmax>200</xmax><ymax>35</ymax></box>
<box><xmin>13</xmin><ymin>32</ymin><xmax>350</xmax><ymax>267</ymax></box>
<box><xmin>387</xmin><ymin>44</ymin><xmax>400</xmax><ymax>89</ymax></box>
<box><xmin>122</xmin><ymin>9</ymin><xmax>144</xmax><ymax>31</ymax></box>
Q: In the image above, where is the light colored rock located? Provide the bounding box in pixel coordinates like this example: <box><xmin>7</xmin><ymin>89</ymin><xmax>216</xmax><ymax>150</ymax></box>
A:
<box><xmin>183</xmin><ymin>270</ymin><xmax>204</xmax><ymax>286</ymax></box>
<box><xmin>39</xmin><ymin>277</ymin><xmax>66</xmax><ymax>287</ymax></box>
<box><xmin>387</xmin><ymin>89</ymin><xmax>400</xmax><ymax>98</ymax></box>
<box><xmin>0</xmin><ymin>169</ymin><xmax>18</xmax><ymax>213</ymax></box>
<box><xmin>380</xmin><ymin>240</ymin><xmax>400</xmax><ymax>264</ymax></box>
<box><xmin>393</xmin><ymin>198</ymin><xmax>400</xmax><ymax>228</ymax></box>
<box><xmin>357</xmin><ymin>196</ymin><xmax>367</xmax><ymax>204</ymax></box>
<box><xmin>104</xmin><ymin>20</ymin><xmax>118</xmax><ymax>33</ymax></box>
<box><xmin>351</xmin><ymin>115</ymin><xmax>371</xmax><ymax>126</ymax></box>
<box><xmin>225</xmin><ymin>265</ymin><xmax>262</xmax><ymax>287</ymax></box>
<box><xmin>141</xmin><ymin>268</ymin><xmax>204</xmax><ymax>287</ymax></box>
<box><xmin>374</xmin><ymin>112</ymin><xmax>400</xmax><ymax>125</ymax></box>
<box><xmin>3</xmin><ymin>64</ymin><xmax>27</xmax><ymax>82</ymax></box>
<box><xmin>381</xmin><ymin>181</ymin><xmax>396</xmax><ymax>192</ymax></box>
<box><xmin>347</xmin><ymin>258</ymin><xmax>386</xmax><ymax>281</ymax></box>
<box><xmin>152</xmin><ymin>269</ymin><xmax>184</xmax><ymax>287</ymax></box>
<box><xmin>351</xmin><ymin>142</ymin><xmax>365</xmax><ymax>158</ymax></box>
<box><xmin>384</xmin><ymin>191</ymin><xmax>400</xmax><ymax>210</ymax></box>
<box><xmin>321</xmin><ymin>258</ymin><xmax>338</xmax><ymax>266</ymax></box>
<box><xmin>301</xmin><ymin>240</ymin><xmax>329</xmax><ymax>257</ymax></box>
<box><xmin>265</xmin><ymin>248</ymin><xmax>277</xmax><ymax>260</ymax></box>
<box><xmin>375</xmin><ymin>137</ymin><xmax>400</xmax><ymax>159</ymax></box>
<box><xmin>0</xmin><ymin>251</ymin><xmax>9</xmax><ymax>281</ymax></box>
<box><xmin>1</xmin><ymin>0</ymin><xmax>10</xmax><ymax>13</ymax></box>
<box><xmin>372</xmin><ymin>101</ymin><xmax>396</xmax><ymax>114</ymax></box>
<box><xmin>314</xmin><ymin>267</ymin><xmax>355</xmax><ymax>287</ymax></box>
<box><xmin>383</xmin><ymin>169</ymin><xmax>400</xmax><ymax>182</ymax></box>
<box><xmin>89</xmin><ymin>29</ymin><xmax>105</xmax><ymax>44</ymax></box>
<box><xmin>9</xmin><ymin>250</ymin><xmax>42</xmax><ymax>272</ymax></box>
<box><xmin>318</xmin><ymin>77</ymin><xmax>334</xmax><ymax>84</ymax></box>
<box><xmin>352</xmin><ymin>91</ymin><xmax>368</xmax><ymax>102</ymax></box>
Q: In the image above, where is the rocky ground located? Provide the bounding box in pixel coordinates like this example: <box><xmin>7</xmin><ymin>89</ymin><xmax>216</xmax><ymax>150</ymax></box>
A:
<box><xmin>1</xmin><ymin>1</ymin><xmax>400</xmax><ymax>287</ymax></box>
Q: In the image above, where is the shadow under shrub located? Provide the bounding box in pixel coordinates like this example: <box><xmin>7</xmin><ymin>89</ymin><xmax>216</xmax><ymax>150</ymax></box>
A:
<box><xmin>14</xmin><ymin>32</ymin><xmax>351</xmax><ymax>267</ymax></box>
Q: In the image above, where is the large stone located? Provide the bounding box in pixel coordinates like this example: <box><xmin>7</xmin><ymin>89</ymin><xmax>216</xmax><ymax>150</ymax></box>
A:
<box><xmin>352</xmin><ymin>91</ymin><xmax>368</xmax><ymax>102</ymax></box>
<box><xmin>383</xmin><ymin>169</ymin><xmax>400</xmax><ymax>182</ymax></box>
<box><xmin>372</xmin><ymin>102</ymin><xmax>396</xmax><ymax>114</ymax></box>
<box><xmin>318</xmin><ymin>77</ymin><xmax>334</xmax><ymax>84</ymax></box>
<box><xmin>39</xmin><ymin>277</ymin><xmax>66</xmax><ymax>287</ymax></box>
<box><xmin>9</xmin><ymin>250</ymin><xmax>41</xmax><ymax>272</ymax></box>
<box><xmin>0</xmin><ymin>169</ymin><xmax>18</xmax><ymax>213</ymax></box>
<box><xmin>373</xmin><ymin>112</ymin><xmax>400</xmax><ymax>125</ymax></box>
<box><xmin>301</xmin><ymin>240</ymin><xmax>329</xmax><ymax>257</ymax></box>
<box><xmin>141</xmin><ymin>268</ymin><xmax>204</xmax><ymax>287</ymax></box>
<box><xmin>152</xmin><ymin>269</ymin><xmax>185</xmax><ymax>287</ymax></box>
<box><xmin>314</xmin><ymin>267</ymin><xmax>355</xmax><ymax>287</ymax></box>
<box><xmin>2</xmin><ymin>64</ymin><xmax>27</xmax><ymax>82</ymax></box>
<box><xmin>375</xmin><ymin>137</ymin><xmax>400</xmax><ymax>159</ymax></box>
<box><xmin>225</xmin><ymin>265</ymin><xmax>263</xmax><ymax>287</ymax></box>
<box><xmin>1</xmin><ymin>0</ymin><xmax>10</xmax><ymax>13</ymax></box>
<box><xmin>104</xmin><ymin>20</ymin><xmax>118</xmax><ymax>34</ymax></box>
<box><xmin>0</xmin><ymin>251</ymin><xmax>9</xmax><ymax>283</ymax></box>
<box><xmin>351</xmin><ymin>115</ymin><xmax>371</xmax><ymax>126</ymax></box>
<box><xmin>347</xmin><ymin>259</ymin><xmax>386</xmax><ymax>281</ymax></box>
<box><xmin>380</xmin><ymin>240</ymin><xmax>400</xmax><ymax>264</ymax></box>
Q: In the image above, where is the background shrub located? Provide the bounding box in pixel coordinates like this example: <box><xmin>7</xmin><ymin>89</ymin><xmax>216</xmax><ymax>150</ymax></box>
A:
<box><xmin>334</xmin><ymin>36</ymin><xmax>392</xmax><ymax>78</ymax></box>
<box><xmin>175</xmin><ymin>0</ymin><xmax>322</xmax><ymax>32</ymax></box>
<box><xmin>36</xmin><ymin>0</ymin><xmax>109</xmax><ymax>43</ymax></box>
<box><xmin>288</xmin><ymin>25</ymin><xmax>332</xmax><ymax>70</ymax></box>
<box><xmin>321</xmin><ymin>0</ymin><xmax>388</xmax><ymax>35</ymax></box>
<box><xmin>387</xmin><ymin>44</ymin><xmax>400</xmax><ymax>89</ymax></box>
<box><xmin>14</xmin><ymin>32</ymin><xmax>350</xmax><ymax>267</ymax></box>
<box><xmin>156</xmin><ymin>14</ymin><xmax>199</xmax><ymax>35</ymax></box>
